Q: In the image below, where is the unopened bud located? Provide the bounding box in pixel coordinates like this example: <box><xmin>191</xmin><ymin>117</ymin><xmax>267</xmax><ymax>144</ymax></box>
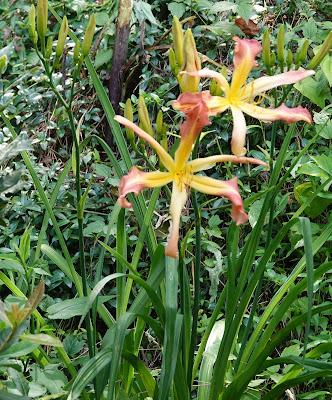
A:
<box><xmin>138</xmin><ymin>95</ymin><xmax>154</xmax><ymax>136</ymax></box>
<box><xmin>0</xmin><ymin>54</ymin><xmax>8</xmax><ymax>74</ymax></box>
<box><xmin>169</xmin><ymin>48</ymin><xmax>179</xmax><ymax>76</ymax></box>
<box><xmin>308</xmin><ymin>31</ymin><xmax>332</xmax><ymax>70</ymax></box>
<box><xmin>270</xmin><ymin>53</ymin><xmax>276</xmax><ymax>68</ymax></box>
<box><xmin>178</xmin><ymin>29</ymin><xmax>201</xmax><ymax>93</ymax></box>
<box><xmin>287</xmin><ymin>49</ymin><xmax>293</xmax><ymax>69</ymax></box>
<box><xmin>73</xmin><ymin>41</ymin><xmax>81</xmax><ymax>64</ymax></box>
<box><xmin>262</xmin><ymin>29</ymin><xmax>271</xmax><ymax>68</ymax></box>
<box><xmin>37</xmin><ymin>0</ymin><xmax>48</xmax><ymax>45</ymax></box>
<box><xmin>124</xmin><ymin>98</ymin><xmax>135</xmax><ymax>144</ymax></box>
<box><xmin>295</xmin><ymin>39</ymin><xmax>310</xmax><ymax>66</ymax></box>
<box><xmin>172</xmin><ymin>16</ymin><xmax>184</xmax><ymax>67</ymax></box>
<box><xmin>156</xmin><ymin>110</ymin><xmax>163</xmax><ymax>135</ymax></box>
<box><xmin>55</xmin><ymin>16</ymin><xmax>68</xmax><ymax>59</ymax></box>
<box><xmin>82</xmin><ymin>14</ymin><xmax>96</xmax><ymax>57</ymax></box>
<box><xmin>45</xmin><ymin>36</ymin><xmax>53</xmax><ymax>60</ymax></box>
<box><xmin>28</xmin><ymin>5</ymin><xmax>37</xmax><ymax>44</ymax></box>
<box><xmin>277</xmin><ymin>24</ymin><xmax>285</xmax><ymax>71</ymax></box>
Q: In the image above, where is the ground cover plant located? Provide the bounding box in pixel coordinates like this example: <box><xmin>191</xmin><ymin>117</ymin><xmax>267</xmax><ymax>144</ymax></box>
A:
<box><xmin>0</xmin><ymin>0</ymin><xmax>332</xmax><ymax>399</ymax></box>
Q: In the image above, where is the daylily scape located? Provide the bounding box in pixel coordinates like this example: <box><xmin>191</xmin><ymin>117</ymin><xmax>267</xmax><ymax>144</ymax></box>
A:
<box><xmin>177</xmin><ymin>36</ymin><xmax>314</xmax><ymax>156</ymax></box>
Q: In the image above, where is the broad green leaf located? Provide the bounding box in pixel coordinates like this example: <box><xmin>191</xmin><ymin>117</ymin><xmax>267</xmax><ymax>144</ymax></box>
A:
<box><xmin>294</xmin><ymin>77</ymin><xmax>325</xmax><ymax>108</ymax></box>
<box><xmin>167</xmin><ymin>2</ymin><xmax>186</xmax><ymax>18</ymax></box>
<box><xmin>47</xmin><ymin>298</ymin><xmax>87</xmax><ymax>319</ymax></box>
<box><xmin>20</xmin><ymin>334</ymin><xmax>63</xmax><ymax>348</ymax></box>
<box><xmin>321</xmin><ymin>55</ymin><xmax>332</xmax><ymax>86</ymax></box>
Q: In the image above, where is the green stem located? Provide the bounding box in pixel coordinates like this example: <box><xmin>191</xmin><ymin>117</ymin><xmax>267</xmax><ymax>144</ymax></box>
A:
<box><xmin>187</xmin><ymin>137</ymin><xmax>201</xmax><ymax>388</ymax></box>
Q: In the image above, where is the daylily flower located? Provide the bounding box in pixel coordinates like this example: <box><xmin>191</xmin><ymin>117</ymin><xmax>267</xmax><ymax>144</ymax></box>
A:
<box><xmin>177</xmin><ymin>36</ymin><xmax>314</xmax><ymax>157</ymax></box>
<box><xmin>115</xmin><ymin>115</ymin><xmax>267</xmax><ymax>258</ymax></box>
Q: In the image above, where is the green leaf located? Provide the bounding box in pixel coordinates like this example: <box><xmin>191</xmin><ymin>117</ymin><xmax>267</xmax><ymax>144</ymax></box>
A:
<box><xmin>134</xmin><ymin>1</ymin><xmax>159</xmax><ymax>25</ymax></box>
<box><xmin>236</xmin><ymin>0</ymin><xmax>253</xmax><ymax>21</ymax></box>
<box><xmin>210</xmin><ymin>1</ymin><xmax>236</xmax><ymax>13</ymax></box>
<box><xmin>31</xmin><ymin>364</ymin><xmax>68</xmax><ymax>394</ymax></box>
<box><xmin>79</xmin><ymin>273</ymin><xmax>125</xmax><ymax>327</ymax></box>
<box><xmin>0</xmin><ymin>172</ymin><xmax>21</xmax><ymax>194</ymax></box>
<box><xmin>95</xmin><ymin>48</ymin><xmax>113</xmax><ymax>68</ymax></box>
<box><xmin>321</xmin><ymin>55</ymin><xmax>332</xmax><ymax>86</ymax></box>
<box><xmin>167</xmin><ymin>2</ymin><xmax>186</xmax><ymax>18</ymax></box>
<box><xmin>20</xmin><ymin>334</ymin><xmax>63</xmax><ymax>348</ymax></box>
<box><xmin>0</xmin><ymin>341</ymin><xmax>38</xmax><ymax>360</ymax></box>
<box><xmin>294</xmin><ymin>77</ymin><xmax>325</xmax><ymax>108</ymax></box>
<box><xmin>0</xmin><ymin>390</ymin><xmax>30</xmax><ymax>400</ymax></box>
<box><xmin>47</xmin><ymin>298</ymin><xmax>87</xmax><ymax>319</ymax></box>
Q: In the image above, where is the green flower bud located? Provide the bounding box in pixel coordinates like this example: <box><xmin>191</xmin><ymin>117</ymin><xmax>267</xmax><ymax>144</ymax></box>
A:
<box><xmin>287</xmin><ymin>49</ymin><xmax>293</xmax><ymax>70</ymax></box>
<box><xmin>138</xmin><ymin>95</ymin><xmax>154</xmax><ymax>136</ymax></box>
<box><xmin>28</xmin><ymin>5</ymin><xmax>37</xmax><ymax>44</ymax></box>
<box><xmin>178</xmin><ymin>29</ymin><xmax>201</xmax><ymax>93</ymax></box>
<box><xmin>124</xmin><ymin>98</ymin><xmax>135</xmax><ymax>144</ymax></box>
<box><xmin>277</xmin><ymin>24</ymin><xmax>285</xmax><ymax>71</ymax></box>
<box><xmin>37</xmin><ymin>0</ymin><xmax>48</xmax><ymax>45</ymax></box>
<box><xmin>295</xmin><ymin>39</ymin><xmax>310</xmax><ymax>66</ymax></box>
<box><xmin>55</xmin><ymin>16</ymin><xmax>69</xmax><ymax>59</ymax></box>
<box><xmin>270</xmin><ymin>53</ymin><xmax>276</xmax><ymax>67</ymax></box>
<box><xmin>262</xmin><ymin>29</ymin><xmax>271</xmax><ymax>68</ymax></box>
<box><xmin>0</xmin><ymin>54</ymin><xmax>8</xmax><ymax>74</ymax></box>
<box><xmin>308</xmin><ymin>31</ymin><xmax>332</xmax><ymax>70</ymax></box>
<box><xmin>73</xmin><ymin>41</ymin><xmax>81</xmax><ymax>64</ymax></box>
<box><xmin>172</xmin><ymin>16</ymin><xmax>184</xmax><ymax>67</ymax></box>
<box><xmin>82</xmin><ymin>14</ymin><xmax>96</xmax><ymax>57</ymax></box>
<box><xmin>156</xmin><ymin>110</ymin><xmax>163</xmax><ymax>136</ymax></box>
<box><xmin>45</xmin><ymin>36</ymin><xmax>53</xmax><ymax>60</ymax></box>
<box><xmin>169</xmin><ymin>48</ymin><xmax>179</xmax><ymax>76</ymax></box>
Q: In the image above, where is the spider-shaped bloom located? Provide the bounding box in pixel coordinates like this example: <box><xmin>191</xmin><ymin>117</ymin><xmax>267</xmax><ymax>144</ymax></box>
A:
<box><xmin>115</xmin><ymin>115</ymin><xmax>267</xmax><ymax>258</ymax></box>
<box><xmin>175</xmin><ymin>36</ymin><xmax>314</xmax><ymax>157</ymax></box>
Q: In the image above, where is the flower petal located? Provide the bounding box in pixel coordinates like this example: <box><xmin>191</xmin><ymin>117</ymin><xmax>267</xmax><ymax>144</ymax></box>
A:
<box><xmin>242</xmin><ymin>69</ymin><xmax>315</xmax><ymax>99</ymax></box>
<box><xmin>180</xmin><ymin>68</ymin><xmax>230</xmax><ymax>94</ymax></box>
<box><xmin>231</xmin><ymin>106</ymin><xmax>247</xmax><ymax>157</ymax></box>
<box><xmin>115</xmin><ymin>116</ymin><xmax>175</xmax><ymax>171</ymax></box>
<box><xmin>190</xmin><ymin>175</ymin><xmax>248</xmax><ymax>224</ymax></box>
<box><xmin>240</xmin><ymin>102</ymin><xmax>312</xmax><ymax>124</ymax></box>
<box><xmin>231</xmin><ymin>36</ymin><xmax>261</xmax><ymax>94</ymax></box>
<box><xmin>187</xmin><ymin>155</ymin><xmax>268</xmax><ymax>173</ymax></box>
<box><xmin>173</xmin><ymin>91</ymin><xmax>218</xmax><ymax>167</ymax></box>
<box><xmin>165</xmin><ymin>183</ymin><xmax>188</xmax><ymax>258</ymax></box>
<box><xmin>118</xmin><ymin>167</ymin><xmax>173</xmax><ymax>208</ymax></box>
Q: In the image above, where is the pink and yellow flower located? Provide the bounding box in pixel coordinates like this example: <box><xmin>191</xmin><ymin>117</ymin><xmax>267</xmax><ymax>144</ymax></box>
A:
<box><xmin>115</xmin><ymin>115</ymin><xmax>267</xmax><ymax>258</ymax></box>
<box><xmin>176</xmin><ymin>36</ymin><xmax>314</xmax><ymax>157</ymax></box>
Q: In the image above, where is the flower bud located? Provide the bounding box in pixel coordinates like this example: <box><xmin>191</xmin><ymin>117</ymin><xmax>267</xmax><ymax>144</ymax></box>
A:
<box><xmin>287</xmin><ymin>49</ymin><xmax>293</xmax><ymax>70</ymax></box>
<box><xmin>82</xmin><ymin>14</ymin><xmax>96</xmax><ymax>57</ymax></box>
<box><xmin>172</xmin><ymin>16</ymin><xmax>184</xmax><ymax>67</ymax></box>
<box><xmin>55</xmin><ymin>16</ymin><xmax>68</xmax><ymax>59</ymax></box>
<box><xmin>277</xmin><ymin>24</ymin><xmax>285</xmax><ymax>71</ymax></box>
<box><xmin>73</xmin><ymin>41</ymin><xmax>81</xmax><ymax>64</ymax></box>
<box><xmin>0</xmin><ymin>54</ymin><xmax>8</xmax><ymax>74</ymax></box>
<box><xmin>124</xmin><ymin>98</ymin><xmax>135</xmax><ymax>144</ymax></box>
<box><xmin>308</xmin><ymin>31</ymin><xmax>332</xmax><ymax>70</ymax></box>
<box><xmin>37</xmin><ymin>0</ymin><xmax>48</xmax><ymax>45</ymax></box>
<box><xmin>45</xmin><ymin>36</ymin><xmax>53</xmax><ymax>60</ymax></box>
<box><xmin>270</xmin><ymin>53</ymin><xmax>276</xmax><ymax>68</ymax></box>
<box><xmin>295</xmin><ymin>39</ymin><xmax>310</xmax><ymax>66</ymax></box>
<box><xmin>262</xmin><ymin>29</ymin><xmax>271</xmax><ymax>69</ymax></box>
<box><xmin>138</xmin><ymin>95</ymin><xmax>154</xmax><ymax>136</ymax></box>
<box><xmin>169</xmin><ymin>48</ymin><xmax>179</xmax><ymax>76</ymax></box>
<box><xmin>178</xmin><ymin>29</ymin><xmax>201</xmax><ymax>93</ymax></box>
<box><xmin>28</xmin><ymin>5</ymin><xmax>37</xmax><ymax>44</ymax></box>
<box><xmin>156</xmin><ymin>110</ymin><xmax>163</xmax><ymax>136</ymax></box>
